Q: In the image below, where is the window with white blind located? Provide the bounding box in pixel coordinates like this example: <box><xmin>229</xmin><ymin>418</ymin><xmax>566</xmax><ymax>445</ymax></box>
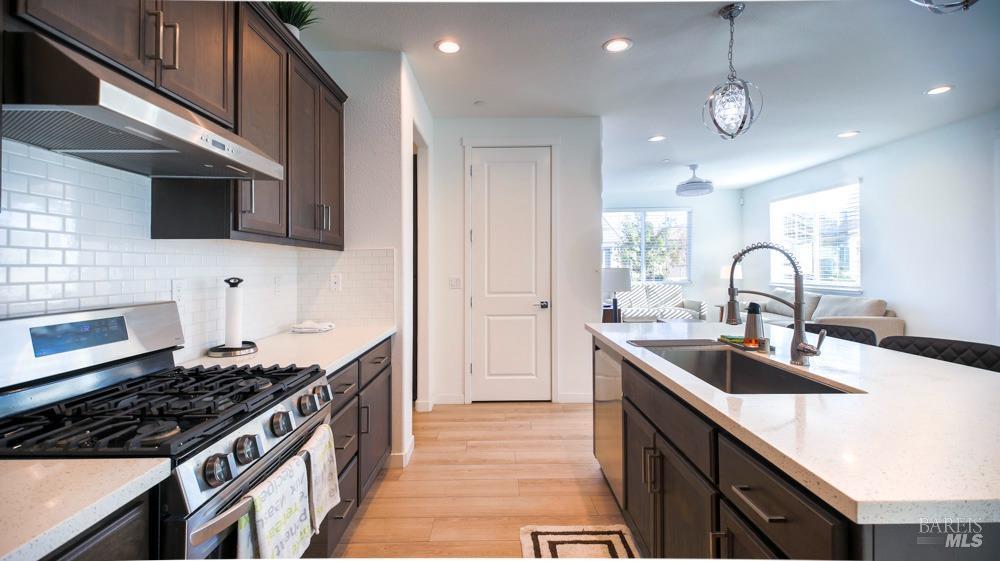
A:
<box><xmin>602</xmin><ymin>209</ymin><xmax>691</xmax><ymax>283</ymax></box>
<box><xmin>769</xmin><ymin>182</ymin><xmax>861</xmax><ymax>291</ymax></box>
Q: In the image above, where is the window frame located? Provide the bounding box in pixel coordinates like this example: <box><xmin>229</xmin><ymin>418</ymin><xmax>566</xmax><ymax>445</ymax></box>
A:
<box><xmin>767</xmin><ymin>181</ymin><xmax>863</xmax><ymax>293</ymax></box>
<box><xmin>601</xmin><ymin>207</ymin><xmax>693</xmax><ymax>284</ymax></box>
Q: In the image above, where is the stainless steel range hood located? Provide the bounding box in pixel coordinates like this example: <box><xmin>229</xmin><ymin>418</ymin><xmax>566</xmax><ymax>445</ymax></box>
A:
<box><xmin>2</xmin><ymin>32</ymin><xmax>283</xmax><ymax>181</ymax></box>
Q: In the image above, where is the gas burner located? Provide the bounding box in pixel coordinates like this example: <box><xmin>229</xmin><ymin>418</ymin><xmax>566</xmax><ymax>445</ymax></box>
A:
<box><xmin>237</xmin><ymin>377</ymin><xmax>273</xmax><ymax>391</ymax></box>
<box><xmin>166</xmin><ymin>395</ymin><xmax>223</xmax><ymax>414</ymax></box>
<box><xmin>136</xmin><ymin>420</ymin><xmax>181</xmax><ymax>446</ymax></box>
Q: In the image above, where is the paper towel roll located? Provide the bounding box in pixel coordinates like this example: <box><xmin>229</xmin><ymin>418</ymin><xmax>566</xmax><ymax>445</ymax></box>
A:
<box><xmin>224</xmin><ymin>277</ymin><xmax>244</xmax><ymax>348</ymax></box>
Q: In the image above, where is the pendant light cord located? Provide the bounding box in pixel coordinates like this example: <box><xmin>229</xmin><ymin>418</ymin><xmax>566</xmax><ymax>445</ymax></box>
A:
<box><xmin>727</xmin><ymin>15</ymin><xmax>737</xmax><ymax>81</ymax></box>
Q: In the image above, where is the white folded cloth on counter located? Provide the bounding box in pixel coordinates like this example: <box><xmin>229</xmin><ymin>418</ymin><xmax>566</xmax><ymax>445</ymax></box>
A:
<box><xmin>300</xmin><ymin>424</ymin><xmax>342</xmax><ymax>533</ymax></box>
<box><xmin>235</xmin><ymin>455</ymin><xmax>312</xmax><ymax>559</ymax></box>
<box><xmin>291</xmin><ymin>320</ymin><xmax>336</xmax><ymax>334</ymax></box>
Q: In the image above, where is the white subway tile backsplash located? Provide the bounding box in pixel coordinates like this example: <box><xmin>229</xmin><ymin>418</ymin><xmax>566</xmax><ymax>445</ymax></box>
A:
<box><xmin>1</xmin><ymin>139</ymin><xmax>395</xmax><ymax>361</ymax></box>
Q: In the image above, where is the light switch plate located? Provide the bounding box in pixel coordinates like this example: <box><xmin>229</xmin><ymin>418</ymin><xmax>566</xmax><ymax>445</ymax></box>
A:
<box><xmin>329</xmin><ymin>272</ymin><xmax>342</xmax><ymax>292</ymax></box>
<box><xmin>449</xmin><ymin>277</ymin><xmax>462</xmax><ymax>289</ymax></box>
<box><xmin>171</xmin><ymin>279</ymin><xmax>185</xmax><ymax>305</ymax></box>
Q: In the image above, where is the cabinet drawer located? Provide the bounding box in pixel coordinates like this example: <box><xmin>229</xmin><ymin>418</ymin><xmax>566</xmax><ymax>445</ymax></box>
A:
<box><xmin>359</xmin><ymin>339</ymin><xmax>391</xmax><ymax>388</ymax></box>
<box><xmin>327</xmin><ymin>362</ymin><xmax>359</xmax><ymax>412</ymax></box>
<box><xmin>718</xmin><ymin>436</ymin><xmax>847</xmax><ymax>559</ymax></box>
<box><xmin>304</xmin><ymin>456</ymin><xmax>359</xmax><ymax>558</ymax></box>
<box><xmin>716</xmin><ymin>499</ymin><xmax>780</xmax><ymax>559</ymax></box>
<box><xmin>330</xmin><ymin>398</ymin><xmax>359</xmax><ymax>475</ymax></box>
<box><xmin>623</xmin><ymin>361</ymin><xmax>715</xmax><ymax>480</ymax></box>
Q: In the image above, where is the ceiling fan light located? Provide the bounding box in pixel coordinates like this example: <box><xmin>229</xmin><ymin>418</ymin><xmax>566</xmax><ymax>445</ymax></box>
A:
<box><xmin>676</xmin><ymin>164</ymin><xmax>714</xmax><ymax>197</ymax></box>
<box><xmin>908</xmin><ymin>0</ymin><xmax>978</xmax><ymax>14</ymax></box>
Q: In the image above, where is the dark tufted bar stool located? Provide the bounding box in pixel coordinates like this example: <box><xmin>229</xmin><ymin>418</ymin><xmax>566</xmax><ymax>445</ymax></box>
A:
<box><xmin>878</xmin><ymin>335</ymin><xmax>1000</xmax><ymax>372</ymax></box>
<box><xmin>787</xmin><ymin>323</ymin><xmax>877</xmax><ymax>346</ymax></box>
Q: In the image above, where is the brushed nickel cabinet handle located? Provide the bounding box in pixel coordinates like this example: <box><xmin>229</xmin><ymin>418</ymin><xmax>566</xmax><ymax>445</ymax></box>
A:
<box><xmin>241</xmin><ymin>180</ymin><xmax>256</xmax><ymax>214</ymax></box>
<box><xmin>371</xmin><ymin>356</ymin><xmax>389</xmax><ymax>366</ymax></box>
<box><xmin>709</xmin><ymin>531</ymin><xmax>728</xmax><ymax>558</ymax></box>
<box><xmin>730</xmin><ymin>484</ymin><xmax>787</xmax><ymax>523</ymax></box>
<box><xmin>332</xmin><ymin>499</ymin><xmax>355</xmax><ymax>520</ymax></box>
<box><xmin>334</xmin><ymin>434</ymin><xmax>356</xmax><ymax>451</ymax></box>
<box><xmin>164</xmin><ymin>22</ymin><xmax>180</xmax><ymax>70</ymax></box>
<box><xmin>146</xmin><ymin>10</ymin><xmax>164</xmax><ymax>61</ymax></box>
<box><xmin>333</xmin><ymin>382</ymin><xmax>356</xmax><ymax>395</ymax></box>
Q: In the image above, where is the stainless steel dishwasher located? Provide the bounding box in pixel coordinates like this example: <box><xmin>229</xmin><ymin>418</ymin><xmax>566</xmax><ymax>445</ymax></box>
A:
<box><xmin>593</xmin><ymin>339</ymin><xmax>624</xmax><ymax>506</ymax></box>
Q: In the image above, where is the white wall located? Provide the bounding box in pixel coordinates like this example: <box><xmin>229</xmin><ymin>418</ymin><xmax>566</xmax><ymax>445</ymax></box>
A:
<box><xmin>0</xmin><ymin>140</ymin><xmax>394</xmax><ymax>363</ymax></box>
<box><xmin>309</xmin><ymin>50</ymin><xmax>434</xmax><ymax>466</ymax></box>
<box><xmin>429</xmin><ymin>118</ymin><xmax>603</xmax><ymax>404</ymax></box>
<box><xmin>741</xmin><ymin>110</ymin><xmax>1000</xmax><ymax>343</ymax></box>
<box><xmin>601</xmin><ymin>188</ymin><xmax>743</xmax><ymax>311</ymax></box>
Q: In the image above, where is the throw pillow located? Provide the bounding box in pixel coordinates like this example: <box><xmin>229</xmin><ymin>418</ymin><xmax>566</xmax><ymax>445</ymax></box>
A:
<box><xmin>812</xmin><ymin>295</ymin><xmax>887</xmax><ymax>318</ymax></box>
<box><xmin>763</xmin><ymin>288</ymin><xmax>821</xmax><ymax>319</ymax></box>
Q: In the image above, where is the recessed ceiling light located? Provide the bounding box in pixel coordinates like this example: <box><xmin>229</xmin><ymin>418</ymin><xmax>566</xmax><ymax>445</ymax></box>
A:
<box><xmin>661</xmin><ymin>158</ymin><xmax>671</xmax><ymax>163</ymax></box>
<box><xmin>473</xmin><ymin>100</ymin><xmax>485</xmax><ymax>106</ymax></box>
<box><xmin>435</xmin><ymin>40</ymin><xmax>460</xmax><ymax>54</ymax></box>
<box><xmin>602</xmin><ymin>37</ymin><xmax>633</xmax><ymax>53</ymax></box>
<box><xmin>925</xmin><ymin>84</ymin><xmax>953</xmax><ymax>95</ymax></box>
<box><xmin>837</xmin><ymin>130</ymin><xmax>861</xmax><ymax>139</ymax></box>
<box><xmin>647</xmin><ymin>135</ymin><xmax>666</xmax><ymax>142</ymax></box>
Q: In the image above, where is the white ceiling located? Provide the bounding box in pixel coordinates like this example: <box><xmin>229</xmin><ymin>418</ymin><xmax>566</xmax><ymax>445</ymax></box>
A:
<box><xmin>303</xmin><ymin>1</ymin><xmax>1000</xmax><ymax>191</ymax></box>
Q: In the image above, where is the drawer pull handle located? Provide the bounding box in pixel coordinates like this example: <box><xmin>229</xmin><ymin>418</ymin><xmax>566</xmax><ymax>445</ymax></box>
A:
<box><xmin>332</xmin><ymin>498</ymin><xmax>354</xmax><ymax>520</ymax></box>
<box><xmin>146</xmin><ymin>10</ymin><xmax>164</xmax><ymax>61</ymax></box>
<box><xmin>730</xmin><ymin>484</ymin><xmax>787</xmax><ymax>523</ymax></box>
<box><xmin>370</xmin><ymin>356</ymin><xmax>389</xmax><ymax>365</ymax></box>
<box><xmin>334</xmin><ymin>382</ymin><xmax>357</xmax><ymax>395</ymax></box>
<box><xmin>709</xmin><ymin>531</ymin><xmax>728</xmax><ymax>558</ymax></box>
<box><xmin>360</xmin><ymin>405</ymin><xmax>370</xmax><ymax>434</ymax></box>
<box><xmin>334</xmin><ymin>434</ymin><xmax>356</xmax><ymax>451</ymax></box>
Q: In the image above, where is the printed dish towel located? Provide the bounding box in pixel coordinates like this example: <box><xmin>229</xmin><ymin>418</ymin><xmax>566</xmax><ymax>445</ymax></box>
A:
<box><xmin>300</xmin><ymin>424</ymin><xmax>342</xmax><ymax>533</ymax></box>
<box><xmin>235</xmin><ymin>454</ymin><xmax>312</xmax><ymax>559</ymax></box>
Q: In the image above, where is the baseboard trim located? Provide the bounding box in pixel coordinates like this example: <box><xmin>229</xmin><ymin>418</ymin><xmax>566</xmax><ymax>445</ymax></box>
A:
<box><xmin>414</xmin><ymin>399</ymin><xmax>434</xmax><ymax>413</ymax></box>
<box><xmin>557</xmin><ymin>392</ymin><xmax>593</xmax><ymax>403</ymax></box>
<box><xmin>432</xmin><ymin>393</ymin><xmax>466</xmax><ymax>404</ymax></box>
<box><xmin>389</xmin><ymin>433</ymin><xmax>415</xmax><ymax>468</ymax></box>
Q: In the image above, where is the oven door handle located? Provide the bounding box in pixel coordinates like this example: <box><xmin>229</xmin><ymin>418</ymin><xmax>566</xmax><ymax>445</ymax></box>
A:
<box><xmin>189</xmin><ymin>496</ymin><xmax>253</xmax><ymax>547</ymax></box>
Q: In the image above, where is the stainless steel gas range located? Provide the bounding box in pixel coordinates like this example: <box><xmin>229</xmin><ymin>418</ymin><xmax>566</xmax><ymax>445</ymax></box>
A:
<box><xmin>0</xmin><ymin>302</ymin><xmax>333</xmax><ymax>559</ymax></box>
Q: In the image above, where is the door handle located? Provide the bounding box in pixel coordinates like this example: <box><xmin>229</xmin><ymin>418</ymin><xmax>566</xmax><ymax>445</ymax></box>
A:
<box><xmin>241</xmin><ymin>180</ymin><xmax>256</xmax><ymax>214</ymax></box>
<box><xmin>533</xmin><ymin>300</ymin><xmax>550</xmax><ymax>309</ymax></box>
<box><xmin>164</xmin><ymin>22</ymin><xmax>180</xmax><ymax>70</ymax></box>
<box><xmin>641</xmin><ymin>446</ymin><xmax>653</xmax><ymax>491</ymax></box>
<box><xmin>324</xmin><ymin>205</ymin><xmax>331</xmax><ymax>231</ymax></box>
<box><xmin>730</xmin><ymin>484</ymin><xmax>787</xmax><ymax>523</ymax></box>
<box><xmin>146</xmin><ymin>10</ymin><xmax>164</xmax><ymax>61</ymax></box>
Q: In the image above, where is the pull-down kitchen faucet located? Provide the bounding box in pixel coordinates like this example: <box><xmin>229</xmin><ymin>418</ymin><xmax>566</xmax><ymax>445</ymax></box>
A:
<box><xmin>725</xmin><ymin>242</ymin><xmax>825</xmax><ymax>366</ymax></box>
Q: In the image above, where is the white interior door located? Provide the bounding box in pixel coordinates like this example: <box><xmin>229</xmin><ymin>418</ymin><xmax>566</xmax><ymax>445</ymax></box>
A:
<box><xmin>470</xmin><ymin>146</ymin><xmax>552</xmax><ymax>401</ymax></box>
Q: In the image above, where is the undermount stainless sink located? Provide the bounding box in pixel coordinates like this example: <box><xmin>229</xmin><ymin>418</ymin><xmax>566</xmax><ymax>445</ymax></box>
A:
<box><xmin>636</xmin><ymin>344</ymin><xmax>849</xmax><ymax>394</ymax></box>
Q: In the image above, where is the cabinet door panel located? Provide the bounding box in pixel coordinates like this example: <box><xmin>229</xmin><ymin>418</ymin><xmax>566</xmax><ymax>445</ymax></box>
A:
<box><xmin>717</xmin><ymin>500</ymin><xmax>780</xmax><ymax>559</ymax></box>
<box><xmin>358</xmin><ymin>366</ymin><xmax>391</xmax><ymax>499</ymax></box>
<box><xmin>18</xmin><ymin>0</ymin><xmax>157</xmax><ymax>82</ymax></box>
<box><xmin>656</xmin><ymin>436</ymin><xmax>717</xmax><ymax>558</ymax></box>
<box><xmin>623</xmin><ymin>399</ymin><xmax>656</xmax><ymax>557</ymax></box>
<box><xmin>159</xmin><ymin>0</ymin><xmax>236</xmax><ymax>124</ymax></box>
<box><xmin>236</xmin><ymin>8</ymin><xmax>286</xmax><ymax>236</ymax></box>
<box><xmin>319</xmin><ymin>88</ymin><xmax>344</xmax><ymax>247</ymax></box>
<box><xmin>287</xmin><ymin>58</ymin><xmax>321</xmax><ymax>241</ymax></box>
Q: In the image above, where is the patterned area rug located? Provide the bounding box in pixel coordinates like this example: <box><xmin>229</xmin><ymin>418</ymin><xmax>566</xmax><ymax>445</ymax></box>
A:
<box><xmin>520</xmin><ymin>525</ymin><xmax>638</xmax><ymax>558</ymax></box>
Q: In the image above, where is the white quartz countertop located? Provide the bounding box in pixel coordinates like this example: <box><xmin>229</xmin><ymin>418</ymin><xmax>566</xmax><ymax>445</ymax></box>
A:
<box><xmin>0</xmin><ymin>458</ymin><xmax>170</xmax><ymax>561</ymax></box>
<box><xmin>587</xmin><ymin>321</ymin><xmax>1000</xmax><ymax>525</ymax></box>
<box><xmin>181</xmin><ymin>323</ymin><xmax>396</xmax><ymax>373</ymax></box>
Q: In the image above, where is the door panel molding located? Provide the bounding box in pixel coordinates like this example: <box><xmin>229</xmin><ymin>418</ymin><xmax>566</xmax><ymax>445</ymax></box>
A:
<box><xmin>464</xmin><ymin>141</ymin><xmax>560</xmax><ymax>402</ymax></box>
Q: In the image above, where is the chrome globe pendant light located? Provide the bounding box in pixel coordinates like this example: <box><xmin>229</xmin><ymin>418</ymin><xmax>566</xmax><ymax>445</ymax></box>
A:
<box><xmin>703</xmin><ymin>3</ymin><xmax>762</xmax><ymax>140</ymax></box>
<box><xmin>909</xmin><ymin>0</ymin><xmax>978</xmax><ymax>14</ymax></box>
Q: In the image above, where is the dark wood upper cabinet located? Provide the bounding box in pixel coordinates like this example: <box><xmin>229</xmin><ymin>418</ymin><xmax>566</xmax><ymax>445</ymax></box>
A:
<box><xmin>236</xmin><ymin>7</ymin><xmax>286</xmax><ymax>236</ymax></box>
<box><xmin>16</xmin><ymin>0</ymin><xmax>159</xmax><ymax>83</ymax></box>
<box><xmin>319</xmin><ymin>88</ymin><xmax>345</xmax><ymax>248</ymax></box>
<box><xmin>158</xmin><ymin>0</ymin><xmax>236</xmax><ymax>125</ymax></box>
<box><xmin>287</xmin><ymin>56</ymin><xmax>321</xmax><ymax>242</ymax></box>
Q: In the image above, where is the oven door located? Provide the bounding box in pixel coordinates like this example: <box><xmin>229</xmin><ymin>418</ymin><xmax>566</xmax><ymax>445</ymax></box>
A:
<box><xmin>163</xmin><ymin>404</ymin><xmax>331</xmax><ymax>559</ymax></box>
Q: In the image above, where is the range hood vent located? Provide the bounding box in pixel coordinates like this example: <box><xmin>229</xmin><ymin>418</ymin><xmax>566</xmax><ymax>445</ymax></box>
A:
<box><xmin>2</xmin><ymin>32</ymin><xmax>283</xmax><ymax>181</ymax></box>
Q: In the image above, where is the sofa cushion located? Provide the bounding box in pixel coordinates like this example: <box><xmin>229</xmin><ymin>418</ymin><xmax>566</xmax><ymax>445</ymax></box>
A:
<box><xmin>621</xmin><ymin>306</ymin><xmax>698</xmax><ymax>322</ymax></box>
<box><xmin>615</xmin><ymin>285</ymin><xmax>647</xmax><ymax>308</ymax></box>
<box><xmin>762</xmin><ymin>288</ymin><xmax>822</xmax><ymax>320</ymax></box>
<box><xmin>644</xmin><ymin>283</ymin><xmax>684</xmax><ymax>308</ymax></box>
<box><xmin>813</xmin><ymin>295</ymin><xmax>887</xmax><ymax>318</ymax></box>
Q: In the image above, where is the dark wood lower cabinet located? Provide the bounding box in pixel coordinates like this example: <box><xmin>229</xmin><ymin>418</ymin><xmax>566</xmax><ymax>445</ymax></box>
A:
<box><xmin>716</xmin><ymin>500</ymin><xmax>780</xmax><ymax>559</ymax></box>
<box><xmin>622</xmin><ymin>399</ymin><xmax>656</xmax><ymax>557</ymax></box>
<box><xmin>43</xmin><ymin>494</ymin><xmax>152</xmax><ymax>561</ymax></box>
<box><xmin>359</xmin><ymin>363</ymin><xmax>392</xmax><ymax>499</ymax></box>
<box><xmin>657</xmin><ymin>436</ymin><xmax>717</xmax><ymax>558</ymax></box>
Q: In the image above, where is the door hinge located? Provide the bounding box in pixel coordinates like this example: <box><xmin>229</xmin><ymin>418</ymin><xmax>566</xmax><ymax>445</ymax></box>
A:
<box><xmin>469</xmin><ymin>165</ymin><xmax>473</xmax><ymax>177</ymax></box>
<box><xmin>469</xmin><ymin>296</ymin><xmax>473</xmax><ymax>308</ymax></box>
<box><xmin>469</xmin><ymin>229</ymin><xmax>473</xmax><ymax>243</ymax></box>
<box><xmin>468</xmin><ymin>363</ymin><xmax>472</xmax><ymax>374</ymax></box>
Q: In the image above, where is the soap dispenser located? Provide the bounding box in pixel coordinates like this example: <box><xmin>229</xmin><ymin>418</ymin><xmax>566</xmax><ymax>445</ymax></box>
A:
<box><xmin>743</xmin><ymin>302</ymin><xmax>765</xmax><ymax>349</ymax></box>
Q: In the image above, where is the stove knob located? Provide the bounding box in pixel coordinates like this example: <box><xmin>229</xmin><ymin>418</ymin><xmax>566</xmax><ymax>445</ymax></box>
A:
<box><xmin>298</xmin><ymin>394</ymin><xmax>320</xmax><ymax>416</ymax></box>
<box><xmin>313</xmin><ymin>384</ymin><xmax>333</xmax><ymax>404</ymax></box>
<box><xmin>270</xmin><ymin>411</ymin><xmax>293</xmax><ymax>437</ymax></box>
<box><xmin>203</xmin><ymin>454</ymin><xmax>232</xmax><ymax>488</ymax></box>
<box><xmin>234</xmin><ymin>435</ymin><xmax>261</xmax><ymax>465</ymax></box>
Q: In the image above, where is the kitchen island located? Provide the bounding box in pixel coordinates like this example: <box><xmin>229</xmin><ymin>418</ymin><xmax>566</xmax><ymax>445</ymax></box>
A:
<box><xmin>589</xmin><ymin>321</ymin><xmax>999</xmax><ymax>559</ymax></box>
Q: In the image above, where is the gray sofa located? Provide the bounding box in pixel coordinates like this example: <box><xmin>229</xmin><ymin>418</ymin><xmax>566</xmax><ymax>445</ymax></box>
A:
<box><xmin>615</xmin><ymin>283</ymin><xmax>707</xmax><ymax>322</ymax></box>
<box><xmin>741</xmin><ymin>288</ymin><xmax>905</xmax><ymax>343</ymax></box>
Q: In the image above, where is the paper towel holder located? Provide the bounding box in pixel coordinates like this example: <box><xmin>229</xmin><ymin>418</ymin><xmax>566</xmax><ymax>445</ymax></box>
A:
<box><xmin>207</xmin><ymin>277</ymin><xmax>258</xmax><ymax>358</ymax></box>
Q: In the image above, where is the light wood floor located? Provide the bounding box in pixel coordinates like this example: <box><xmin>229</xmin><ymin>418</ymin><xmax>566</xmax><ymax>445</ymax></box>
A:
<box><xmin>334</xmin><ymin>402</ymin><xmax>623</xmax><ymax>557</ymax></box>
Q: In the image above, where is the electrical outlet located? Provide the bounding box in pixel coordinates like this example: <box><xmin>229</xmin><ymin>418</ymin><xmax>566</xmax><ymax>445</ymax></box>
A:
<box><xmin>329</xmin><ymin>272</ymin><xmax>342</xmax><ymax>292</ymax></box>
<box><xmin>449</xmin><ymin>277</ymin><xmax>462</xmax><ymax>289</ymax></box>
<box><xmin>171</xmin><ymin>279</ymin><xmax>185</xmax><ymax>305</ymax></box>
